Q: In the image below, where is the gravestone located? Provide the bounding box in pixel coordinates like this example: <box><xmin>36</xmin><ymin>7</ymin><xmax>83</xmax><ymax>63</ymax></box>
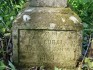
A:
<box><xmin>12</xmin><ymin>0</ymin><xmax>83</xmax><ymax>70</ymax></box>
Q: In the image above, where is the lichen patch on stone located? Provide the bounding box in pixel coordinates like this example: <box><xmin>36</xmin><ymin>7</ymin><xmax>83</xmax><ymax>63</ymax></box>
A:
<box><xmin>49</xmin><ymin>23</ymin><xmax>56</xmax><ymax>29</ymax></box>
<box><xmin>23</xmin><ymin>15</ymin><xmax>31</xmax><ymax>22</ymax></box>
<box><xmin>38</xmin><ymin>10</ymin><xmax>42</xmax><ymax>12</ymax></box>
<box><xmin>38</xmin><ymin>17</ymin><xmax>42</xmax><ymax>20</ymax></box>
<box><xmin>17</xmin><ymin>16</ymin><xmax>21</xmax><ymax>20</ymax></box>
<box><xmin>69</xmin><ymin>16</ymin><xmax>79</xmax><ymax>24</ymax></box>
<box><xmin>13</xmin><ymin>20</ymin><xmax>18</xmax><ymax>23</ymax></box>
<box><xmin>16</xmin><ymin>12</ymin><xmax>23</xmax><ymax>20</ymax></box>
<box><xmin>18</xmin><ymin>12</ymin><xmax>22</xmax><ymax>16</ymax></box>
<box><xmin>24</xmin><ymin>8</ymin><xmax>35</xmax><ymax>12</ymax></box>
<box><xmin>48</xmin><ymin>10</ymin><xmax>52</xmax><ymax>13</ymax></box>
<box><xmin>61</xmin><ymin>17</ymin><xmax>65</xmax><ymax>22</ymax></box>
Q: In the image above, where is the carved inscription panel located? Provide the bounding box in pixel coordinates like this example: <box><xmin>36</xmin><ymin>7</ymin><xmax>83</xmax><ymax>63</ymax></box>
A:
<box><xmin>19</xmin><ymin>30</ymin><xmax>81</xmax><ymax>67</ymax></box>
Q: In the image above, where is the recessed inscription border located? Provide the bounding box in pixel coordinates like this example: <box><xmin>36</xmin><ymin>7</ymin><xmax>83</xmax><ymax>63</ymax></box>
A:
<box><xmin>18</xmin><ymin>29</ymin><xmax>78</xmax><ymax>68</ymax></box>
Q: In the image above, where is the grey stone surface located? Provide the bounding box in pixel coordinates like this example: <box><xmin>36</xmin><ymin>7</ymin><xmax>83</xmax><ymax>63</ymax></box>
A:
<box><xmin>29</xmin><ymin>0</ymin><xmax>67</xmax><ymax>7</ymax></box>
<box><xmin>12</xmin><ymin>3</ymin><xmax>82</xmax><ymax>70</ymax></box>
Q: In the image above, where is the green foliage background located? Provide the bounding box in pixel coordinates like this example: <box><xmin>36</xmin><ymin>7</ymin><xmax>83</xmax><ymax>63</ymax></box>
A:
<box><xmin>68</xmin><ymin>0</ymin><xmax>93</xmax><ymax>29</ymax></box>
<box><xmin>68</xmin><ymin>0</ymin><xmax>93</xmax><ymax>69</ymax></box>
<box><xmin>68</xmin><ymin>0</ymin><xmax>93</xmax><ymax>54</ymax></box>
<box><xmin>0</xmin><ymin>0</ymin><xmax>25</xmax><ymax>37</ymax></box>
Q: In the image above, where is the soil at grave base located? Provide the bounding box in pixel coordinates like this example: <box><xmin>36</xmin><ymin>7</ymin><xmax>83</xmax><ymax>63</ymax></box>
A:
<box><xmin>14</xmin><ymin>61</ymin><xmax>78</xmax><ymax>70</ymax></box>
<box><xmin>16</xmin><ymin>64</ymin><xmax>77</xmax><ymax>70</ymax></box>
<box><xmin>17</xmin><ymin>68</ymin><xmax>77</xmax><ymax>70</ymax></box>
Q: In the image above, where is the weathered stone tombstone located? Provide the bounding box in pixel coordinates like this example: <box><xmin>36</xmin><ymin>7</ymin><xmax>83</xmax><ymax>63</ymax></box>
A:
<box><xmin>12</xmin><ymin>0</ymin><xmax>83</xmax><ymax>70</ymax></box>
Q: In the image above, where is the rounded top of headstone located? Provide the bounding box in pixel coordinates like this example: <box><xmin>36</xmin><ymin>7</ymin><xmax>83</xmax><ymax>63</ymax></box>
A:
<box><xmin>29</xmin><ymin>0</ymin><xmax>67</xmax><ymax>7</ymax></box>
<box><xmin>13</xmin><ymin>7</ymin><xmax>82</xmax><ymax>31</ymax></box>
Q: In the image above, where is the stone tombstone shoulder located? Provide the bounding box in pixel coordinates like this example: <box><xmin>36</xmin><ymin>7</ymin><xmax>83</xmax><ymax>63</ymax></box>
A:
<box><xmin>12</xmin><ymin>0</ymin><xmax>83</xmax><ymax>70</ymax></box>
<box><xmin>29</xmin><ymin>0</ymin><xmax>67</xmax><ymax>7</ymax></box>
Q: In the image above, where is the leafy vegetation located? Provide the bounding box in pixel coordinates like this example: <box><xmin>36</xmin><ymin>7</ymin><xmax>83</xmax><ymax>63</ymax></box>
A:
<box><xmin>0</xmin><ymin>0</ymin><xmax>25</xmax><ymax>69</ymax></box>
<box><xmin>0</xmin><ymin>60</ymin><xmax>16</xmax><ymax>70</ymax></box>
<box><xmin>68</xmin><ymin>0</ymin><xmax>93</xmax><ymax>69</ymax></box>
<box><xmin>83</xmin><ymin>58</ymin><xmax>93</xmax><ymax>70</ymax></box>
<box><xmin>68</xmin><ymin>0</ymin><xmax>93</xmax><ymax>29</ymax></box>
<box><xmin>0</xmin><ymin>0</ymin><xmax>25</xmax><ymax>37</ymax></box>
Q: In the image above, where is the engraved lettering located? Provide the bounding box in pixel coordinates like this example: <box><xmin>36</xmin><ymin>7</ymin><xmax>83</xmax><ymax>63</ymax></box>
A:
<box><xmin>19</xmin><ymin>30</ymin><xmax>79</xmax><ymax>67</ymax></box>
